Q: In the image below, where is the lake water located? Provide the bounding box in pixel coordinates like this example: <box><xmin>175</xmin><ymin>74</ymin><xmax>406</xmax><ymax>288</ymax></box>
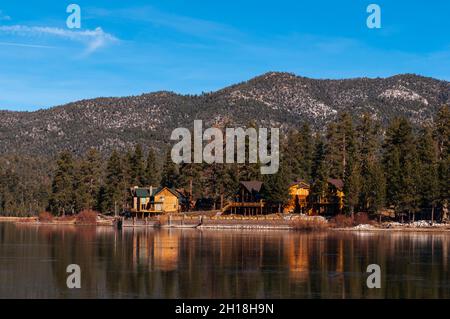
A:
<box><xmin>0</xmin><ymin>222</ymin><xmax>449</xmax><ymax>298</ymax></box>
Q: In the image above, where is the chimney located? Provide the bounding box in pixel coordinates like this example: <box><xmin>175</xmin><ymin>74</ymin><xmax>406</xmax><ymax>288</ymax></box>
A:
<box><xmin>149</xmin><ymin>186</ymin><xmax>153</xmax><ymax>196</ymax></box>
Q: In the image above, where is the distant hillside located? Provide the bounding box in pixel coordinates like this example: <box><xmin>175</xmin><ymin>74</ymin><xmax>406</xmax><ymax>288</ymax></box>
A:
<box><xmin>0</xmin><ymin>72</ymin><xmax>448</xmax><ymax>157</ymax></box>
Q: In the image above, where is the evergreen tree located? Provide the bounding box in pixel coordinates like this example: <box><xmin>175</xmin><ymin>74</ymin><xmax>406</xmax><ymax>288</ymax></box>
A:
<box><xmin>160</xmin><ymin>150</ymin><xmax>179</xmax><ymax>189</ymax></box>
<box><xmin>104</xmin><ymin>150</ymin><xmax>126</xmax><ymax>214</ymax></box>
<box><xmin>325</xmin><ymin>112</ymin><xmax>356</xmax><ymax>179</ymax></box>
<box><xmin>128</xmin><ymin>144</ymin><xmax>145</xmax><ymax>186</ymax></box>
<box><xmin>298</xmin><ymin>123</ymin><xmax>314</xmax><ymax>181</ymax></box>
<box><xmin>344</xmin><ymin>159</ymin><xmax>361</xmax><ymax>218</ymax></box>
<box><xmin>73</xmin><ymin>148</ymin><xmax>102</xmax><ymax>212</ymax></box>
<box><xmin>434</xmin><ymin>105</ymin><xmax>450</xmax><ymax>220</ymax></box>
<box><xmin>49</xmin><ymin>151</ymin><xmax>75</xmax><ymax>215</ymax></box>
<box><xmin>143</xmin><ymin>148</ymin><xmax>160</xmax><ymax>186</ymax></box>
<box><xmin>383</xmin><ymin>118</ymin><xmax>420</xmax><ymax>221</ymax></box>
<box><xmin>356</xmin><ymin>114</ymin><xmax>385</xmax><ymax>215</ymax></box>
<box><xmin>311</xmin><ymin>137</ymin><xmax>328</xmax><ymax>204</ymax></box>
<box><xmin>284</xmin><ymin>129</ymin><xmax>303</xmax><ymax>182</ymax></box>
<box><xmin>417</xmin><ymin>128</ymin><xmax>439</xmax><ymax>222</ymax></box>
<box><xmin>0</xmin><ymin>168</ymin><xmax>21</xmax><ymax>215</ymax></box>
<box><xmin>262</xmin><ymin>156</ymin><xmax>290</xmax><ymax>213</ymax></box>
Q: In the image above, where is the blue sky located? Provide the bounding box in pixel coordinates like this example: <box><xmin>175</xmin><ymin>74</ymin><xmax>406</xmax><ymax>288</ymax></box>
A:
<box><xmin>0</xmin><ymin>0</ymin><xmax>449</xmax><ymax>111</ymax></box>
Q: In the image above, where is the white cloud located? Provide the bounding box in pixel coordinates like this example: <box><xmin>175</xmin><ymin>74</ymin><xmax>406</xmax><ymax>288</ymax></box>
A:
<box><xmin>0</xmin><ymin>25</ymin><xmax>118</xmax><ymax>54</ymax></box>
<box><xmin>0</xmin><ymin>10</ymin><xmax>11</xmax><ymax>21</ymax></box>
<box><xmin>0</xmin><ymin>41</ymin><xmax>56</xmax><ymax>49</ymax></box>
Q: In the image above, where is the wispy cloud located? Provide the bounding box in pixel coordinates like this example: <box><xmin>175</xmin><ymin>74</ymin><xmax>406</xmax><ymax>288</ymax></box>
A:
<box><xmin>0</xmin><ymin>25</ymin><xmax>118</xmax><ymax>54</ymax></box>
<box><xmin>0</xmin><ymin>41</ymin><xmax>56</xmax><ymax>49</ymax></box>
<box><xmin>89</xmin><ymin>6</ymin><xmax>242</xmax><ymax>43</ymax></box>
<box><xmin>0</xmin><ymin>10</ymin><xmax>11</xmax><ymax>21</ymax></box>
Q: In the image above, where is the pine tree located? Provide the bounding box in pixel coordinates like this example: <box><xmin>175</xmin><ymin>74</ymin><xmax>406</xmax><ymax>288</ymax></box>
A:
<box><xmin>344</xmin><ymin>159</ymin><xmax>361</xmax><ymax>219</ymax></box>
<box><xmin>143</xmin><ymin>148</ymin><xmax>160</xmax><ymax>186</ymax></box>
<box><xmin>104</xmin><ymin>150</ymin><xmax>126</xmax><ymax>214</ymax></box>
<box><xmin>160</xmin><ymin>150</ymin><xmax>179</xmax><ymax>189</ymax></box>
<box><xmin>311</xmin><ymin>137</ymin><xmax>328</xmax><ymax>207</ymax></box>
<box><xmin>128</xmin><ymin>144</ymin><xmax>145</xmax><ymax>186</ymax></box>
<box><xmin>49</xmin><ymin>151</ymin><xmax>75</xmax><ymax>215</ymax></box>
<box><xmin>417</xmin><ymin>128</ymin><xmax>439</xmax><ymax>223</ymax></box>
<box><xmin>262</xmin><ymin>156</ymin><xmax>290</xmax><ymax>213</ymax></box>
<box><xmin>325</xmin><ymin>112</ymin><xmax>356</xmax><ymax>179</ymax></box>
<box><xmin>367</xmin><ymin>161</ymin><xmax>386</xmax><ymax>218</ymax></box>
<box><xmin>74</xmin><ymin>148</ymin><xmax>102</xmax><ymax>212</ymax></box>
<box><xmin>356</xmin><ymin>114</ymin><xmax>385</xmax><ymax>215</ymax></box>
<box><xmin>434</xmin><ymin>105</ymin><xmax>450</xmax><ymax>220</ymax></box>
<box><xmin>383</xmin><ymin>118</ymin><xmax>420</xmax><ymax>221</ymax></box>
<box><xmin>298</xmin><ymin>123</ymin><xmax>314</xmax><ymax>181</ymax></box>
<box><xmin>284</xmin><ymin>129</ymin><xmax>303</xmax><ymax>182</ymax></box>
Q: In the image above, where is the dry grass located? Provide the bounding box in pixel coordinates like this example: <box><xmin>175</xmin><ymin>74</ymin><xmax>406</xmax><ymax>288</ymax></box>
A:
<box><xmin>290</xmin><ymin>217</ymin><xmax>329</xmax><ymax>231</ymax></box>
<box><xmin>330</xmin><ymin>212</ymin><xmax>374</xmax><ymax>228</ymax></box>
<box><xmin>354</xmin><ymin>212</ymin><xmax>372</xmax><ymax>225</ymax></box>
<box><xmin>75</xmin><ymin>210</ymin><xmax>98</xmax><ymax>225</ymax></box>
<box><xmin>330</xmin><ymin>214</ymin><xmax>354</xmax><ymax>228</ymax></box>
<box><xmin>38</xmin><ymin>211</ymin><xmax>54</xmax><ymax>222</ymax></box>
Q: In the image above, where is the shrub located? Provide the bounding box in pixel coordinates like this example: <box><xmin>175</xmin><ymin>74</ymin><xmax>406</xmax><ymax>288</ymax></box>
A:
<box><xmin>75</xmin><ymin>210</ymin><xmax>98</xmax><ymax>225</ymax></box>
<box><xmin>354</xmin><ymin>212</ymin><xmax>371</xmax><ymax>225</ymax></box>
<box><xmin>291</xmin><ymin>217</ymin><xmax>328</xmax><ymax>231</ymax></box>
<box><xmin>38</xmin><ymin>211</ymin><xmax>54</xmax><ymax>222</ymax></box>
<box><xmin>330</xmin><ymin>214</ymin><xmax>354</xmax><ymax>228</ymax></box>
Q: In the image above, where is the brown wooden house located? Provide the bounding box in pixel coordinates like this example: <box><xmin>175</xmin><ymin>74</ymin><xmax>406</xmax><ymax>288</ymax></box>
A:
<box><xmin>222</xmin><ymin>181</ymin><xmax>265</xmax><ymax>215</ymax></box>
<box><xmin>130</xmin><ymin>186</ymin><xmax>186</xmax><ymax>218</ymax></box>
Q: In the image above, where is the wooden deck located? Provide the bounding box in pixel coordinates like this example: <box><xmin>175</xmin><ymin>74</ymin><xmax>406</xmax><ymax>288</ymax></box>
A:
<box><xmin>222</xmin><ymin>201</ymin><xmax>265</xmax><ymax>215</ymax></box>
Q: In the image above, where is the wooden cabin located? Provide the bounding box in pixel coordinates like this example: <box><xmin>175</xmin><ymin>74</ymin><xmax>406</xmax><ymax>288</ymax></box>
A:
<box><xmin>312</xmin><ymin>178</ymin><xmax>345</xmax><ymax>216</ymax></box>
<box><xmin>285</xmin><ymin>180</ymin><xmax>311</xmax><ymax>214</ymax></box>
<box><xmin>130</xmin><ymin>186</ymin><xmax>184</xmax><ymax>218</ymax></box>
<box><xmin>222</xmin><ymin>181</ymin><xmax>265</xmax><ymax>215</ymax></box>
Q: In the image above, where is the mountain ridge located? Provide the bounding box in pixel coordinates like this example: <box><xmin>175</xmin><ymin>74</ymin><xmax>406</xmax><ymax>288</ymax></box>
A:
<box><xmin>0</xmin><ymin>72</ymin><xmax>448</xmax><ymax>157</ymax></box>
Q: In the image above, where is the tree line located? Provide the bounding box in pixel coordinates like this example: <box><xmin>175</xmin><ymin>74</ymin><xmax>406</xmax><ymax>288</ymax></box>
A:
<box><xmin>0</xmin><ymin>105</ymin><xmax>448</xmax><ymax>221</ymax></box>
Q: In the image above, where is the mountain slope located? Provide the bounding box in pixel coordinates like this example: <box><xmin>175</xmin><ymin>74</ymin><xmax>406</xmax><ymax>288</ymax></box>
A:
<box><xmin>0</xmin><ymin>72</ymin><xmax>448</xmax><ymax>157</ymax></box>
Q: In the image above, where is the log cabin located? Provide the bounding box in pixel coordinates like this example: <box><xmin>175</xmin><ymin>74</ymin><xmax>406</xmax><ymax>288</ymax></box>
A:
<box><xmin>222</xmin><ymin>181</ymin><xmax>265</xmax><ymax>215</ymax></box>
<box><xmin>130</xmin><ymin>186</ymin><xmax>185</xmax><ymax>218</ymax></box>
<box><xmin>285</xmin><ymin>180</ymin><xmax>311</xmax><ymax>214</ymax></box>
<box><xmin>312</xmin><ymin>178</ymin><xmax>345</xmax><ymax>216</ymax></box>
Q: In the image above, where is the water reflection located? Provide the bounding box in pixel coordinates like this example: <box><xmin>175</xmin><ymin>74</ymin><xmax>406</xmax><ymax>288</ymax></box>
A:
<box><xmin>0</xmin><ymin>223</ymin><xmax>449</xmax><ymax>298</ymax></box>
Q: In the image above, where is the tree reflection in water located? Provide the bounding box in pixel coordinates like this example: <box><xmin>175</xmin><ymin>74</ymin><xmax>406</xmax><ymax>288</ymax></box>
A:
<box><xmin>0</xmin><ymin>223</ymin><xmax>449</xmax><ymax>298</ymax></box>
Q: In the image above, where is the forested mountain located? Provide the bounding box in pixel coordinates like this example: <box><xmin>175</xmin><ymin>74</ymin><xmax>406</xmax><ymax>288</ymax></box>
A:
<box><xmin>0</xmin><ymin>72</ymin><xmax>449</xmax><ymax>218</ymax></box>
<box><xmin>1</xmin><ymin>72</ymin><xmax>448</xmax><ymax>157</ymax></box>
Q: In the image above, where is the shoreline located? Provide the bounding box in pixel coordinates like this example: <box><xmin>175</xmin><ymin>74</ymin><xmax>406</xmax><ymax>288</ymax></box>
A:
<box><xmin>2</xmin><ymin>216</ymin><xmax>450</xmax><ymax>232</ymax></box>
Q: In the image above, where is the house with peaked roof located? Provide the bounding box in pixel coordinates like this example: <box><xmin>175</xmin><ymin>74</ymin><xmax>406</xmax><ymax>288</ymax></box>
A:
<box><xmin>130</xmin><ymin>186</ymin><xmax>185</xmax><ymax>218</ymax></box>
<box><xmin>285</xmin><ymin>180</ymin><xmax>311</xmax><ymax>214</ymax></box>
<box><xmin>222</xmin><ymin>181</ymin><xmax>265</xmax><ymax>215</ymax></box>
<box><xmin>311</xmin><ymin>178</ymin><xmax>345</xmax><ymax>216</ymax></box>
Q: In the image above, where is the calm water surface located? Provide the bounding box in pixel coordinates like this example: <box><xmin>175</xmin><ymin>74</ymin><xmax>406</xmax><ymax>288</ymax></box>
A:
<box><xmin>0</xmin><ymin>222</ymin><xmax>449</xmax><ymax>298</ymax></box>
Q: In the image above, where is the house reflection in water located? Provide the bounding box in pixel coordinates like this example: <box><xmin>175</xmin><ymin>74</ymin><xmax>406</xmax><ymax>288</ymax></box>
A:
<box><xmin>131</xmin><ymin>229</ymin><xmax>180</xmax><ymax>272</ymax></box>
<box><xmin>285</xmin><ymin>235</ymin><xmax>310</xmax><ymax>282</ymax></box>
<box><xmin>153</xmin><ymin>230</ymin><xmax>179</xmax><ymax>271</ymax></box>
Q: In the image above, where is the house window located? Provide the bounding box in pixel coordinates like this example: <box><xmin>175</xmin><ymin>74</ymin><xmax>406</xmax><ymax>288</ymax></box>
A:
<box><xmin>160</xmin><ymin>196</ymin><xmax>165</xmax><ymax>202</ymax></box>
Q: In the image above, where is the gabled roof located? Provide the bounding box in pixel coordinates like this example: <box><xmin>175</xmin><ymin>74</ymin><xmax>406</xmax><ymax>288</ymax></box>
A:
<box><xmin>240</xmin><ymin>181</ymin><xmax>263</xmax><ymax>193</ymax></box>
<box><xmin>131</xmin><ymin>186</ymin><xmax>160</xmax><ymax>198</ymax></box>
<box><xmin>289</xmin><ymin>179</ymin><xmax>310</xmax><ymax>188</ymax></box>
<box><xmin>155</xmin><ymin>186</ymin><xmax>183</xmax><ymax>198</ymax></box>
<box><xmin>131</xmin><ymin>186</ymin><xmax>187</xmax><ymax>201</ymax></box>
<box><xmin>328</xmin><ymin>178</ymin><xmax>344</xmax><ymax>190</ymax></box>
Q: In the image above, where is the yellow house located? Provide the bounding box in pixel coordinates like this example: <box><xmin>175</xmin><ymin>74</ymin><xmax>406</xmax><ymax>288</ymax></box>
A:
<box><xmin>130</xmin><ymin>186</ymin><xmax>183</xmax><ymax>217</ymax></box>
<box><xmin>284</xmin><ymin>180</ymin><xmax>310</xmax><ymax>214</ymax></box>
